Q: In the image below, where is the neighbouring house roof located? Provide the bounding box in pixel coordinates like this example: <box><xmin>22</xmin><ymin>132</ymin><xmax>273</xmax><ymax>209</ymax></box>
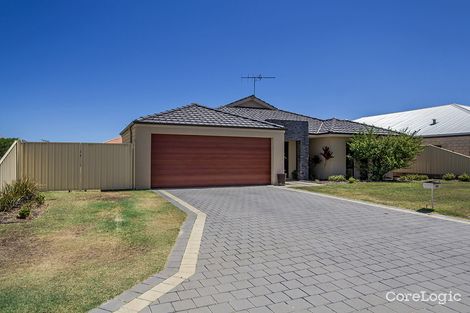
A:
<box><xmin>123</xmin><ymin>103</ymin><xmax>284</xmax><ymax>133</ymax></box>
<box><xmin>105</xmin><ymin>136</ymin><xmax>122</xmax><ymax>144</ymax></box>
<box><xmin>219</xmin><ymin>95</ymin><xmax>393</xmax><ymax>135</ymax></box>
<box><xmin>354</xmin><ymin>104</ymin><xmax>470</xmax><ymax>137</ymax></box>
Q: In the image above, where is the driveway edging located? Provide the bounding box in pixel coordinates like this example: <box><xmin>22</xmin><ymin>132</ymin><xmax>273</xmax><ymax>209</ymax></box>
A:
<box><xmin>277</xmin><ymin>185</ymin><xmax>470</xmax><ymax>225</ymax></box>
<box><xmin>91</xmin><ymin>190</ymin><xmax>206</xmax><ymax>313</ymax></box>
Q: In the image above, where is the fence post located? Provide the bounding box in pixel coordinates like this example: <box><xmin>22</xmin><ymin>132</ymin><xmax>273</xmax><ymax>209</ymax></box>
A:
<box><xmin>79</xmin><ymin>143</ymin><xmax>82</xmax><ymax>191</ymax></box>
<box><xmin>16</xmin><ymin>141</ymin><xmax>21</xmax><ymax>181</ymax></box>
<box><xmin>132</xmin><ymin>143</ymin><xmax>135</xmax><ymax>190</ymax></box>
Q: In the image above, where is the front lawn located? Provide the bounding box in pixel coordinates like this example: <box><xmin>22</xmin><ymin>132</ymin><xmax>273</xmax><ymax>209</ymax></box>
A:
<box><xmin>0</xmin><ymin>190</ymin><xmax>186</xmax><ymax>313</ymax></box>
<box><xmin>295</xmin><ymin>181</ymin><xmax>470</xmax><ymax>219</ymax></box>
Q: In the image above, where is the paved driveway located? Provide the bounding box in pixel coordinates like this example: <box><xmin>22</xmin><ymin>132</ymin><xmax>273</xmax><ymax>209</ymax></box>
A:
<box><xmin>148</xmin><ymin>186</ymin><xmax>470</xmax><ymax>313</ymax></box>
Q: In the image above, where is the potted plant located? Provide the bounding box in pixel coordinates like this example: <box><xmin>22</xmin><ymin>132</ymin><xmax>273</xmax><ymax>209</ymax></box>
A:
<box><xmin>320</xmin><ymin>146</ymin><xmax>334</xmax><ymax>167</ymax></box>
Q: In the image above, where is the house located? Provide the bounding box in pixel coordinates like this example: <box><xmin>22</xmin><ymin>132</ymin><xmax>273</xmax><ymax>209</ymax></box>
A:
<box><xmin>355</xmin><ymin>104</ymin><xmax>470</xmax><ymax>156</ymax></box>
<box><xmin>121</xmin><ymin>95</ymin><xmax>393</xmax><ymax>188</ymax></box>
<box><xmin>105</xmin><ymin>136</ymin><xmax>123</xmax><ymax>144</ymax></box>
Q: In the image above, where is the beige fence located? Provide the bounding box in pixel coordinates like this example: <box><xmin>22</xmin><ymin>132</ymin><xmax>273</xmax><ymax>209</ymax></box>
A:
<box><xmin>0</xmin><ymin>141</ymin><xmax>134</xmax><ymax>191</ymax></box>
<box><xmin>395</xmin><ymin>145</ymin><xmax>470</xmax><ymax>176</ymax></box>
<box><xmin>0</xmin><ymin>141</ymin><xmax>18</xmax><ymax>190</ymax></box>
<box><xmin>81</xmin><ymin>143</ymin><xmax>134</xmax><ymax>190</ymax></box>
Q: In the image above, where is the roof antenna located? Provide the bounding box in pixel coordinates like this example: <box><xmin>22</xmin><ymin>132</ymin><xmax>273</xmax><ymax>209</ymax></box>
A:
<box><xmin>241</xmin><ymin>74</ymin><xmax>276</xmax><ymax>95</ymax></box>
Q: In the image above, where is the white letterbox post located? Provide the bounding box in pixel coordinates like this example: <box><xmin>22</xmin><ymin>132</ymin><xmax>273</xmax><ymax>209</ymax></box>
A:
<box><xmin>422</xmin><ymin>180</ymin><xmax>441</xmax><ymax>210</ymax></box>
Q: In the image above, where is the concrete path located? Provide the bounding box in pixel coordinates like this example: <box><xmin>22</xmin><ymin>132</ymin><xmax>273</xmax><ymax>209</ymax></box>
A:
<box><xmin>102</xmin><ymin>186</ymin><xmax>470</xmax><ymax>313</ymax></box>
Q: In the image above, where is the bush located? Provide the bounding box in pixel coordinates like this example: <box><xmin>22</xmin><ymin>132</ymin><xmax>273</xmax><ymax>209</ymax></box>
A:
<box><xmin>458</xmin><ymin>173</ymin><xmax>470</xmax><ymax>182</ymax></box>
<box><xmin>348</xmin><ymin>177</ymin><xmax>357</xmax><ymax>183</ymax></box>
<box><xmin>36</xmin><ymin>193</ymin><xmax>45</xmax><ymax>206</ymax></box>
<box><xmin>328</xmin><ymin>175</ymin><xmax>347</xmax><ymax>182</ymax></box>
<box><xmin>17</xmin><ymin>203</ymin><xmax>32</xmax><ymax>219</ymax></box>
<box><xmin>0</xmin><ymin>178</ymin><xmax>43</xmax><ymax>212</ymax></box>
<box><xmin>414</xmin><ymin>174</ymin><xmax>429</xmax><ymax>181</ymax></box>
<box><xmin>348</xmin><ymin>130</ymin><xmax>423</xmax><ymax>181</ymax></box>
<box><xmin>291</xmin><ymin>169</ymin><xmax>298</xmax><ymax>180</ymax></box>
<box><xmin>442</xmin><ymin>173</ymin><xmax>456</xmax><ymax>181</ymax></box>
<box><xmin>399</xmin><ymin>174</ymin><xmax>429</xmax><ymax>181</ymax></box>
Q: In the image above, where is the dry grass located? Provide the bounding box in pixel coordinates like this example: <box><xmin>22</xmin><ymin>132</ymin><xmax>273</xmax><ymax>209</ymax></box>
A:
<box><xmin>0</xmin><ymin>190</ymin><xmax>186</xmax><ymax>313</ymax></box>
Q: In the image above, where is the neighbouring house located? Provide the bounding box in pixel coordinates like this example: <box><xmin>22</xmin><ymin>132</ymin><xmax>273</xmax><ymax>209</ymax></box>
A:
<box><xmin>105</xmin><ymin>136</ymin><xmax>123</xmax><ymax>144</ymax></box>
<box><xmin>355</xmin><ymin>104</ymin><xmax>470</xmax><ymax>156</ymax></box>
<box><xmin>121</xmin><ymin>95</ymin><xmax>393</xmax><ymax>188</ymax></box>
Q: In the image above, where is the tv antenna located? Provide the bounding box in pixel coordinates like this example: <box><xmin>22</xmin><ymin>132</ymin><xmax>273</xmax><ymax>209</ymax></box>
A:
<box><xmin>241</xmin><ymin>74</ymin><xmax>276</xmax><ymax>95</ymax></box>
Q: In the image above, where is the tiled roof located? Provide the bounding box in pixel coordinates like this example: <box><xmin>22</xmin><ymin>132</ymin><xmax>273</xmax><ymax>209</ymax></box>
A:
<box><xmin>316</xmin><ymin>118</ymin><xmax>393</xmax><ymax>135</ymax></box>
<box><xmin>134</xmin><ymin>104</ymin><xmax>284</xmax><ymax>130</ymax></box>
<box><xmin>219</xmin><ymin>107</ymin><xmax>324</xmax><ymax>133</ymax></box>
<box><xmin>220</xmin><ymin>106</ymin><xmax>393</xmax><ymax>135</ymax></box>
<box><xmin>223</xmin><ymin>95</ymin><xmax>278</xmax><ymax>109</ymax></box>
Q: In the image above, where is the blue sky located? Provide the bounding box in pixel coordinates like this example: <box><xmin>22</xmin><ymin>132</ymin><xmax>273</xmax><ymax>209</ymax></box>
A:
<box><xmin>1</xmin><ymin>0</ymin><xmax>470</xmax><ymax>142</ymax></box>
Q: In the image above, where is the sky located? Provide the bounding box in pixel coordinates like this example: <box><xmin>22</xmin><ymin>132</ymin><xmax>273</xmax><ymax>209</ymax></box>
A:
<box><xmin>1</xmin><ymin>0</ymin><xmax>470</xmax><ymax>142</ymax></box>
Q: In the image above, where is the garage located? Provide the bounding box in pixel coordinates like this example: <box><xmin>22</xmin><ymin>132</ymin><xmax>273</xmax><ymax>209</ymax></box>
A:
<box><xmin>120</xmin><ymin>103</ymin><xmax>285</xmax><ymax>188</ymax></box>
<box><xmin>151</xmin><ymin>134</ymin><xmax>271</xmax><ymax>188</ymax></box>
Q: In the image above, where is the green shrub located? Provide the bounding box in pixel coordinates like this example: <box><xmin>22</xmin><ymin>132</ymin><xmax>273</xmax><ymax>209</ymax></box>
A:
<box><xmin>36</xmin><ymin>193</ymin><xmax>45</xmax><ymax>206</ymax></box>
<box><xmin>348</xmin><ymin>130</ymin><xmax>422</xmax><ymax>181</ymax></box>
<box><xmin>399</xmin><ymin>174</ymin><xmax>429</xmax><ymax>181</ymax></box>
<box><xmin>328</xmin><ymin>175</ymin><xmax>347</xmax><ymax>182</ymax></box>
<box><xmin>0</xmin><ymin>178</ymin><xmax>43</xmax><ymax>212</ymax></box>
<box><xmin>291</xmin><ymin>169</ymin><xmax>298</xmax><ymax>180</ymax></box>
<box><xmin>398</xmin><ymin>175</ymin><xmax>410</xmax><ymax>181</ymax></box>
<box><xmin>458</xmin><ymin>173</ymin><xmax>470</xmax><ymax>182</ymax></box>
<box><xmin>17</xmin><ymin>203</ymin><xmax>32</xmax><ymax>219</ymax></box>
<box><xmin>442</xmin><ymin>173</ymin><xmax>456</xmax><ymax>181</ymax></box>
<box><xmin>0</xmin><ymin>184</ymin><xmax>20</xmax><ymax>211</ymax></box>
<box><xmin>348</xmin><ymin>177</ymin><xmax>357</xmax><ymax>183</ymax></box>
<box><xmin>415</xmin><ymin>174</ymin><xmax>429</xmax><ymax>181</ymax></box>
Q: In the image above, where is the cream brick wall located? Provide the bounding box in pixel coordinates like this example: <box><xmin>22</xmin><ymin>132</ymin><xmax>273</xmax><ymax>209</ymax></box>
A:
<box><xmin>423</xmin><ymin>136</ymin><xmax>470</xmax><ymax>156</ymax></box>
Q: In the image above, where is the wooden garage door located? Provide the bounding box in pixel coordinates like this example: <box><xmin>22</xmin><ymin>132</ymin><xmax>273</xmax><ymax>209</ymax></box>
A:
<box><xmin>151</xmin><ymin>134</ymin><xmax>271</xmax><ymax>188</ymax></box>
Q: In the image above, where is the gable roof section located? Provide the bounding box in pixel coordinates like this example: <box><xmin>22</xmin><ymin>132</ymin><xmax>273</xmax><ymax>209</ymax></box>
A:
<box><xmin>355</xmin><ymin>104</ymin><xmax>470</xmax><ymax>137</ymax></box>
<box><xmin>223</xmin><ymin>95</ymin><xmax>278</xmax><ymax>110</ymax></box>
<box><xmin>128</xmin><ymin>103</ymin><xmax>284</xmax><ymax>131</ymax></box>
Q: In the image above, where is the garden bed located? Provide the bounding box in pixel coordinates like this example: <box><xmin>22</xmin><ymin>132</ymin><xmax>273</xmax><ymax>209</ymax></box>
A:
<box><xmin>0</xmin><ymin>203</ymin><xmax>46</xmax><ymax>224</ymax></box>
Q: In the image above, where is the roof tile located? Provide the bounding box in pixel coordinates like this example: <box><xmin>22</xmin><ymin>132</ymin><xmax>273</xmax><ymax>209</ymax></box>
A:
<box><xmin>136</xmin><ymin>104</ymin><xmax>284</xmax><ymax>130</ymax></box>
<box><xmin>220</xmin><ymin>107</ymin><xmax>393</xmax><ymax>135</ymax></box>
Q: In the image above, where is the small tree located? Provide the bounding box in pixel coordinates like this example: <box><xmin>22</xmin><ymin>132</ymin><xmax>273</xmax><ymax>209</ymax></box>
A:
<box><xmin>0</xmin><ymin>138</ymin><xmax>18</xmax><ymax>159</ymax></box>
<box><xmin>348</xmin><ymin>130</ymin><xmax>422</xmax><ymax>181</ymax></box>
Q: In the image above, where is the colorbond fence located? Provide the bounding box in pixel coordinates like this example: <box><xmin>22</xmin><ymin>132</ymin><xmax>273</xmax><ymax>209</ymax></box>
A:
<box><xmin>0</xmin><ymin>141</ymin><xmax>133</xmax><ymax>191</ymax></box>
<box><xmin>395</xmin><ymin>145</ymin><xmax>470</xmax><ymax>176</ymax></box>
<box><xmin>0</xmin><ymin>141</ymin><xmax>18</xmax><ymax>190</ymax></box>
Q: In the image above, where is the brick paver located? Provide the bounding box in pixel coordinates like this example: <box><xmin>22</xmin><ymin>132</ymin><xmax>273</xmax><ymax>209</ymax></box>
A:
<box><xmin>118</xmin><ymin>186</ymin><xmax>470</xmax><ymax>312</ymax></box>
<box><xmin>145</xmin><ymin>186</ymin><xmax>470</xmax><ymax>312</ymax></box>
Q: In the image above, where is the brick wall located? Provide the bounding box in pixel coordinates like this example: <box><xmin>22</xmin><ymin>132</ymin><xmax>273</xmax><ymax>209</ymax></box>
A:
<box><xmin>267</xmin><ymin>119</ymin><xmax>309</xmax><ymax>180</ymax></box>
<box><xmin>423</xmin><ymin>135</ymin><xmax>470</xmax><ymax>156</ymax></box>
